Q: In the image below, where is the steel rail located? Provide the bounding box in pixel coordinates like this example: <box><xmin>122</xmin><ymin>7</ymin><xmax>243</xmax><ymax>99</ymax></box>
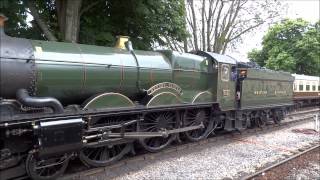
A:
<box><xmin>242</xmin><ymin>144</ymin><xmax>320</xmax><ymax>180</ymax></box>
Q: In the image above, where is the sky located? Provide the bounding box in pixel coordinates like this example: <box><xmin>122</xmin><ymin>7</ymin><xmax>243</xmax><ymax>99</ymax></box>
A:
<box><xmin>229</xmin><ymin>0</ymin><xmax>320</xmax><ymax>62</ymax></box>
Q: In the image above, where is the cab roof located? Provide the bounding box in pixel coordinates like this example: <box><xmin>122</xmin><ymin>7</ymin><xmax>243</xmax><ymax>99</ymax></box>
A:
<box><xmin>193</xmin><ymin>51</ymin><xmax>237</xmax><ymax>65</ymax></box>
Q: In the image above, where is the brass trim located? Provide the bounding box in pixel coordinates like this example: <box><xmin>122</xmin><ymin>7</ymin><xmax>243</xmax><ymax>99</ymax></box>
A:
<box><xmin>146</xmin><ymin>92</ymin><xmax>182</xmax><ymax>107</ymax></box>
<box><xmin>192</xmin><ymin>91</ymin><xmax>212</xmax><ymax>103</ymax></box>
<box><xmin>83</xmin><ymin>92</ymin><xmax>134</xmax><ymax>109</ymax></box>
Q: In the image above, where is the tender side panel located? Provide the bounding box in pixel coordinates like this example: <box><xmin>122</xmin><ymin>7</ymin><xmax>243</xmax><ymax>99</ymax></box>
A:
<box><xmin>241</xmin><ymin>69</ymin><xmax>293</xmax><ymax>108</ymax></box>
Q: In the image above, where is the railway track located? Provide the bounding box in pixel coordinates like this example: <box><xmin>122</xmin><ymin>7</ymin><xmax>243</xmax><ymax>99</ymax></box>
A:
<box><xmin>242</xmin><ymin>144</ymin><xmax>320</xmax><ymax>180</ymax></box>
<box><xmin>60</xmin><ymin>108</ymin><xmax>319</xmax><ymax>180</ymax></box>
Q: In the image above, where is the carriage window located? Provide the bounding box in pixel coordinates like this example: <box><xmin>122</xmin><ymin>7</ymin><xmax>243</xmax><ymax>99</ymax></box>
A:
<box><xmin>299</xmin><ymin>85</ymin><xmax>303</xmax><ymax>91</ymax></box>
<box><xmin>221</xmin><ymin>64</ymin><xmax>230</xmax><ymax>82</ymax></box>
<box><xmin>306</xmin><ymin>85</ymin><xmax>310</xmax><ymax>91</ymax></box>
<box><xmin>312</xmin><ymin>85</ymin><xmax>316</xmax><ymax>91</ymax></box>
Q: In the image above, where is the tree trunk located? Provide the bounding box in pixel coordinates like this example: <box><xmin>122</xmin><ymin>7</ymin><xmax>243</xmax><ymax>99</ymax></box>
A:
<box><xmin>64</xmin><ymin>0</ymin><xmax>82</xmax><ymax>43</ymax></box>
<box><xmin>201</xmin><ymin>0</ymin><xmax>206</xmax><ymax>51</ymax></box>
<box><xmin>56</xmin><ymin>0</ymin><xmax>67</xmax><ymax>39</ymax></box>
<box><xmin>206</xmin><ymin>0</ymin><xmax>217</xmax><ymax>52</ymax></box>
<box><xmin>212</xmin><ymin>1</ymin><xmax>224</xmax><ymax>52</ymax></box>
<box><xmin>184</xmin><ymin>16</ymin><xmax>189</xmax><ymax>52</ymax></box>
<box><xmin>28</xmin><ymin>0</ymin><xmax>57</xmax><ymax>41</ymax></box>
<box><xmin>189</xmin><ymin>0</ymin><xmax>199</xmax><ymax>51</ymax></box>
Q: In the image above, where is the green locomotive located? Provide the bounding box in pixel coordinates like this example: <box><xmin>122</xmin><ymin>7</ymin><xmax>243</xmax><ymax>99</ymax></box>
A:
<box><xmin>0</xmin><ymin>16</ymin><xmax>294</xmax><ymax>179</ymax></box>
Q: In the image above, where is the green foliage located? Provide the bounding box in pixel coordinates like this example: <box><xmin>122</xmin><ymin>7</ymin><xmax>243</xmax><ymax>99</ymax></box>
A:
<box><xmin>248</xmin><ymin>19</ymin><xmax>320</xmax><ymax>76</ymax></box>
<box><xmin>0</xmin><ymin>0</ymin><xmax>43</xmax><ymax>39</ymax></box>
<box><xmin>80</xmin><ymin>0</ymin><xmax>187</xmax><ymax>50</ymax></box>
<box><xmin>0</xmin><ymin>0</ymin><xmax>187</xmax><ymax>50</ymax></box>
<box><xmin>247</xmin><ymin>48</ymin><xmax>267</xmax><ymax>67</ymax></box>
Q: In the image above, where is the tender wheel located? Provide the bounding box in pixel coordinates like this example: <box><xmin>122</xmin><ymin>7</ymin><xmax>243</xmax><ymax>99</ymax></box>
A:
<box><xmin>183</xmin><ymin>109</ymin><xmax>213</xmax><ymax>142</ymax></box>
<box><xmin>80</xmin><ymin>143</ymin><xmax>131</xmax><ymax>167</ymax></box>
<box><xmin>255</xmin><ymin>116</ymin><xmax>266</xmax><ymax>128</ymax></box>
<box><xmin>138</xmin><ymin>111</ymin><xmax>177</xmax><ymax>152</ymax></box>
<box><xmin>273</xmin><ymin>110</ymin><xmax>282</xmax><ymax>124</ymax></box>
<box><xmin>26</xmin><ymin>154</ymin><xmax>69</xmax><ymax>180</ymax></box>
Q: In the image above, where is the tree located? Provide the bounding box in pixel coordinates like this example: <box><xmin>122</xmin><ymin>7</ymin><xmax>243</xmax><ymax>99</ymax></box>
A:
<box><xmin>247</xmin><ymin>48</ymin><xmax>267</xmax><ymax>67</ymax></box>
<box><xmin>248</xmin><ymin>19</ymin><xmax>320</xmax><ymax>76</ymax></box>
<box><xmin>184</xmin><ymin>0</ymin><xmax>283</xmax><ymax>53</ymax></box>
<box><xmin>1</xmin><ymin>0</ymin><xmax>187</xmax><ymax>50</ymax></box>
<box><xmin>0</xmin><ymin>0</ymin><xmax>43</xmax><ymax>39</ymax></box>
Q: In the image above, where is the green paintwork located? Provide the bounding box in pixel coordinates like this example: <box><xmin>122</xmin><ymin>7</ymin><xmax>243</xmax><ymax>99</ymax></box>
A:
<box><xmin>161</xmin><ymin>50</ymin><xmax>213</xmax><ymax>103</ymax></box>
<box><xmin>134</xmin><ymin>50</ymin><xmax>172</xmax><ymax>91</ymax></box>
<box><xmin>30</xmin><ymin>39</ymin><xmax>214</xmax><ymax>108</ymax></box>
<box><xmin>83</xmin><ymin>93</ymin><xmax>134</xmax><ymax>110</ymax></box>
<box><xmin>216</xmin><ymin>63</ymin><xmax>236</xmax><ymax>110</ymax></box>
<box><xmin>30</xmin><ymin>40</ymin><xmax>172</xmax><ymax>105</ymax></box>
<box><xmin>27</xmin><ymin>38</ymin><xmax>293</xmax><ymax>111</ymax></box>
<box><xmin>240</xmin><ymin>68</ymin><xmax>294</xmax><ymax>109</ymax></box>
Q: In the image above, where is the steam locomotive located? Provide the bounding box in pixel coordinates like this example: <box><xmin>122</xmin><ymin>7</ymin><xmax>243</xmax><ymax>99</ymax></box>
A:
<box><xmin>0</xmin><ymin>14</ymin><xmax>317</xmax><ymax>180</ymax></box>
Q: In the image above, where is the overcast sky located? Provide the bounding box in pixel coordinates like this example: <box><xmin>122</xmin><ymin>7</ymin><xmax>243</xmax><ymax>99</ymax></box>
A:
<box><xmin>229</xmin><ymin>0</ymin><xmax>320</xmax><ymax>61</ymax></box>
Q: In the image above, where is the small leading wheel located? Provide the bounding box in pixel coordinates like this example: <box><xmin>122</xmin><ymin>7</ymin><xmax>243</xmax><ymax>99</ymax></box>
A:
<box><xmin>80</xmin><ymin>143</ymin><xmax>131</xmax><ymax>167</ymax></box>
<box><xmin>26</xmin><ymin>154</ymin><xmax>69</xmax><ymax>180</ymax></box>
<box><xmin>183</xmin><ymin>109</ymin><xmax>213</xmax><ymax>142</ymax></box>
<box><xmin>138</xmin><ymin>111</ymin><xmax>177</xmax><ymax>152</ymax></box>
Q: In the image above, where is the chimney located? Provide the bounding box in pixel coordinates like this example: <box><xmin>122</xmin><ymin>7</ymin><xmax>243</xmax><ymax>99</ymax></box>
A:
<box><xmin>0</xmin><ymin>13</ymin><xmax>8</xmax><ymax>35</ymax></box>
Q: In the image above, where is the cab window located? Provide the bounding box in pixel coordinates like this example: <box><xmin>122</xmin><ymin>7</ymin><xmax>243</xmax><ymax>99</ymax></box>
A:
<box><xmin>199</xmin><ymin>59</ymin><xmax>209</xmax><ymax>73</ymax></box>
<box><xmin>221</xmin><ymin>64</ymin><xmax>230</xmax><ymax>82</ymax></box>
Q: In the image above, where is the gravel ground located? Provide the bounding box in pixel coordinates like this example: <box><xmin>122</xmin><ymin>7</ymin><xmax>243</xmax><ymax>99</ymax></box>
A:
<box><xmin>78</xmin><ymin>121</ymin><xmax>319</xmax><ymax>180</ymax></box>
<box><xmin>253</xmin><ymin>147</ymin><xmax>320</xmax><ymax>180</ymax></box>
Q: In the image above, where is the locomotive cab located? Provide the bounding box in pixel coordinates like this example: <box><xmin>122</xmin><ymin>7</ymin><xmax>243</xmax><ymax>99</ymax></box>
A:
<box><xmin>192</xmin><ymin>51</ymin><xmax>237</xmax><ymax>111</ymax></box>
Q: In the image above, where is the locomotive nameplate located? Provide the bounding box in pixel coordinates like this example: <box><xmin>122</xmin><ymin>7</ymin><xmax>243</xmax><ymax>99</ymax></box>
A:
<box><xmin>147</xmin><ymin>82</ymin><xmax>182</xmax><ymax>96</ymax></box>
